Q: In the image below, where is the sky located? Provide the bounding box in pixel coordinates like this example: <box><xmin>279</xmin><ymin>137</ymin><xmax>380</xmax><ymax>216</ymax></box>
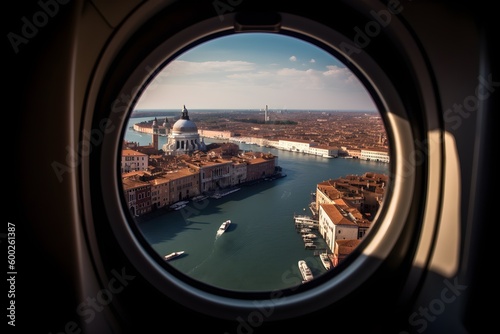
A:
<box><xmin>135</xmin><ymin>33</ymin><xmax>377</xmax><ymax>111</ymax></box>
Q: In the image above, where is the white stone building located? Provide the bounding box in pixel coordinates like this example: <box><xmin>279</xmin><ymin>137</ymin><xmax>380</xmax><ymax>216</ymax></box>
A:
<box><xmin>163</xmin><ymin>105</ymin><xmax>206</xmax><ymax>155</ymax></box>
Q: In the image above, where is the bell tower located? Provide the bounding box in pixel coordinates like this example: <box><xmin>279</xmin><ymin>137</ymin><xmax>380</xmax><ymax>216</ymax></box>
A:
<box><xmin>152</xmin><ymin>117</ymin><xmax>159</xmax><ymax>151</ymax></box>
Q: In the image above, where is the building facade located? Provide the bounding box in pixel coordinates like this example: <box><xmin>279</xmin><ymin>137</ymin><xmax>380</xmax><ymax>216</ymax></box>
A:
<box><xmin>121</xmin><ymin>149</ymin><xmax>149</xmax><ymax>173</ymax></box>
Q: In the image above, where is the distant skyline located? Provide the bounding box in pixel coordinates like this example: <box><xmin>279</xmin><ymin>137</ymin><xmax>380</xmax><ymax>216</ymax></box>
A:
<box><xmin>135</xmin><ymin>33</ymin><xmax>377</xmax><ymax>111</ymax></box>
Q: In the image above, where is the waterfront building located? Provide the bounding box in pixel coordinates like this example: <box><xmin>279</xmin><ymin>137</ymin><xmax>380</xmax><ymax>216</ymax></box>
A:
<box><xmin>230</xmin><ymin>159</ymin><xmax>248</xmax><ymax>186</ymax></box>
<box><xmin>346</xmin><ymin>148</ymin><xmax>361</xmax><ymax>159</ymax></box>
<box><xmin>277</xmin><ymin>138</ymin><xmax>318</xmax><ymax>153</ymax></box>
<box><xmin>360</xmin><ymin>148</ymin><xmax>390</xmax><ymax>163</ymax></box>
<box><xmin>122</xmin><ymin>177</ymin><xmax>152</xmax><ymax>216</ymax></box>
<box><xmin>266</xmin><ymin>139</ymin><xmax>280</xmax><ymax>147</ymax></box>
<box><xmin>242</xmin><ymin>152</ymin><xmax>277</xmax><ymax>182</ymax></box>
<box><xmin>315</xmin><ymin>181</ymin><xmax>342</xmax><ymax>213</ymax></box>
<box><xmin>332</xmin><ymin>239</ymin><xmax>362</xmax><ymax>267</ymax></box>
<box><xmin>122</xmin><ymin>165</ymin><xmax>200</xmax><ymax>214</ymax></box>
<box><xmin>191</xmin><ymin>158</ymin><xmax>233</xmax><ymax>193</ymax></box>
<box><xmin>163</xmin><ymin>105</ymin><xmax>207</xmax><ymax>155</ymax></box>
<box><xmin>313</xmin><ymin>171</ymin><xmax>388</xmax><ymax>263</ymax></box>
<box><xmin>121</xmin><ymin>149</ymin><xmax>149</xmax><ymax>173</ymax></box>
<box><xmin>121</xmin><ymin>147</ymin><xmax>281</xmax><ymax>217</ymax></box>
<box><xmin>308</xmin><ymin>144</ymin><xmax>339</xmax><ymax>158</ymax></box>
<box><xmin>318</xmin><ymin>203</ymin><xmax>359</xmax><ymax>252</ymax></box>
<box><xmin>150</xmin><ymin>176</ymin><xmax>171</xmax><ymax>210</ymax></box>
<box><xmin>314</xmin><ymin>172</ymin><xmax>387</xmax><ymax>219</ymax></box>
<box><xmin>272</xmin><ymin>139</ymin><xmax>341</xmax><ymax>158</ymax></box>
<box><xmin>165</xmin><ymin>167</ymin><xmax>200</xmax><ymax>203</ymax></box>
<box><xmin>198</xmin><ymin>129</ymin><xmax>233</xmax><ymax>139</ymax></box>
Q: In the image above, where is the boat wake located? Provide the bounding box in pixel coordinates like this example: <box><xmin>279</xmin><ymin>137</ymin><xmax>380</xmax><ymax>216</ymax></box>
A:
<box><xmin>186</xmin><ymin>239</ymin><xmax>218</xmax><ymax>275</ymax></box>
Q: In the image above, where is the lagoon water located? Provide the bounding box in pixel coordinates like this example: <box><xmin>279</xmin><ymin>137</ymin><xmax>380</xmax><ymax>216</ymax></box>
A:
<box><xmin>124</xmin><ymin>117</ymin><xmax>389</xmax><ymax>292</ymax></box>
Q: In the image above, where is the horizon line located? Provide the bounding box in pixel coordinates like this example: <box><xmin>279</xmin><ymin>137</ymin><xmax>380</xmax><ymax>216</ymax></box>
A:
<box><xmin>132</xmin><ymin>108</ymin><xmax>379</xmax><ymax>112</ymax></box>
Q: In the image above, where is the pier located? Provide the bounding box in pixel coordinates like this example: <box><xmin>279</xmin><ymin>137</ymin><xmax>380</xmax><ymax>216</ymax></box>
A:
<box><xmin>304</xmin><ymin>242</ymin><xmax>316</xmax><ymax>249</ymax></box>
<box><xmin>294</xmin><ymin>214</ymin><xmax>319</xmax><ymax>230</ymax></box>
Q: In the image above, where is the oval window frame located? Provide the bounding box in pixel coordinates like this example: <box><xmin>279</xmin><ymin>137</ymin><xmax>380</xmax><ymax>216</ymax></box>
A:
<box><xmin>80</xmin><ymin>3</ymin><xmax>443</xmax><ymax>322</ymax></box>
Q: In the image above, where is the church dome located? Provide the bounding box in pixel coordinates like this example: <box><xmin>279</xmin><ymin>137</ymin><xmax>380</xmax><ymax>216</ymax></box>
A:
<box><xmin>172</xmin><ymin>119</ymin><xmax>198</xmax><ymax>133</ymax></box>
<box><xmin>172</xmin><ymin>105</ymin><xmax>198</xmax><ymax>133</ymax></box>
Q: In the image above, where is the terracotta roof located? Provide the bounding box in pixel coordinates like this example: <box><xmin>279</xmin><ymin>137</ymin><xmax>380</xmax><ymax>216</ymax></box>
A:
<box><xmin>318</xmin><ymin>184</ymin><xmax>341</xmax><ymax>200</ymax></box>
<box><xmin>320</xmin><ymin>203</ymin><xmax>357</xmax><ymax>226</ymax></box>
<box><xmin>122</xmin><ymin>149</ymin><xmax>148</xmax><ymax>157</ymax></box>
<box><xmin>336</xmin><ymin>239</ymin><xmax>362</xmax><ymax>256</ymax></box>
<box><xmin>122</xmin><ymin>177</ymin><xmax>150</xmax><ymax>190</ymax></box>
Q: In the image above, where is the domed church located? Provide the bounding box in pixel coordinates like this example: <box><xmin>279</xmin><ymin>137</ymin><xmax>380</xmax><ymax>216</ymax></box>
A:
<box><xmin>162</xmin><ymin>105</ymin><xmax>206</xmax><ymax>155</ymax></box>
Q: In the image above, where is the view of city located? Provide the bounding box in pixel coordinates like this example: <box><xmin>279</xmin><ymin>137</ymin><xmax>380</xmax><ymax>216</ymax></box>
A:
<box><xmin>120</xmin><ymin>107</ymin><xmax>389</xmax><ymax>290</ymax></box>
<box><xmin>118</xmin><ymin>32</ymin><xmax>390</xmax><ymax>290</ymax></box>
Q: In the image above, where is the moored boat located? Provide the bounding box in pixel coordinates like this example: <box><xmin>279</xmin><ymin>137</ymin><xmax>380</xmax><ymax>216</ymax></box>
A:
<box><xmin>320</xmin><ymin>253</ymin><xmax>332</xmax><ymax>270</ymax></box>
<box><xmin>298</xmin><ymin>260</ymin><xmax>314</xmax><ymax>283</ymax></box>
<box><xmin>192</xmin><ymin>194</ymin><xmax>208</xmax><ymax>202</ymax></box>
<box><xmin>169</xmin><ymin>200</ymin><xmax>189</xmax><ymax>210</ymax></box>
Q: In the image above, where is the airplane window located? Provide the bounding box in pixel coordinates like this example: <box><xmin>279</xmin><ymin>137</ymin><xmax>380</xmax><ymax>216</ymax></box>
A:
<box><xmin>118</xmin><ymin>32</ymin><xmax>391</xmax><ymax>292</ymax></box>
<box><xmin>12</xmin><ymin>0</ymin><xmax>490</xmax><ymax>331</ymax></box>
<box><xmin>82</xmin><ymin>2</ymin><xmax>445</xmax><ymax>325</ymax></box>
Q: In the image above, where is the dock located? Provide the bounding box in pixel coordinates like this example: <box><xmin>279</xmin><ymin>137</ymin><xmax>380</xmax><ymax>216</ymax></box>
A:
<box><xmin>304</xmin><ymin>242</ymin><xmax>316</xmax><ymax>249</ymax></box>
<box><xmin>294</xmin><ymin>214</ymin><xmax>319</xmax><ymax>230</ymax></box>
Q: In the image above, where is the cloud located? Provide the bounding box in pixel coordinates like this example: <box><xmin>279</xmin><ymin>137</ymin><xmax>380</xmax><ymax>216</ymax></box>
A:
<box><xmin>155</xmin><ymin>61</ymin><xmax>358</xmax><ymax>87</ymax></box>
<box><xmin>323</xmin><ymin>65</ymin><xmax>359</xmax><ymax>83</ymax></box>
<box><xmin>289</xmin><ymin>55</ymin><xmax>297</xmax><ymax>62</ymax></box>
<box><xmin>274</xmin><ymin>66</ymin><xmax>360</xmax><ymax>87</ymax></box>
<box><xmin>138</xmin><ymin>60</ymin><xmax>374</xmax><ymax>110</ymax></box>
<box><xmin>310</xmin><ymin>59</ymin><xmax>316</xmax><ymax>63</ymax></box>
<box><xmin>159</xmin><ymin>60</ymin><xmax>255</xmax><ymax>77</ymax></box>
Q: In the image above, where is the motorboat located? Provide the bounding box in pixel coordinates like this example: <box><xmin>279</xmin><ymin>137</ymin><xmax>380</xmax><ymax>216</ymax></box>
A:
<box><xmin>298</xmin><ymin>260</ymin><xmax>314</xmax><ymax>283</ymax></box>
<box><xmin>320</xmin><ymin>253</ymin><xmax>332</xmax><ymax>270</ymax></box>
<box><xmin>192</xmin><ymin>194</ymin><xmax>208</xmax><ymax>202</ymax></box>
<box><xmin>216</xmin><ymin>220</ymin><xmax>231</xmax><ymax>236</ymax></box>
<box><xmin>169</xmin><ymin>201</ymin><xmax>189</xmax><ymax>210</ymax></box>
<box><xmin>164</xmin><ymin>251</ymin><xmax>185</xmax><ymax>261</ymax></box>
<box><xmin>304</xmin><ymin>243</ymin><xmax>316</xmax><ymax>249</ymax></box>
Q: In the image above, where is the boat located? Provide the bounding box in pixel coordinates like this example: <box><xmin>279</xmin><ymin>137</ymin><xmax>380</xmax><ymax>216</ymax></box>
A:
<box><xmin>211</xmin><ymin>188</ymin><xmax>240</xmax><ymax>199</ymax></box>
<box><xmin>164</xmin><ymin>251</ymin><xmax>185</xmax><ymax>261</ymax></box>
<box><xmin>216</xmin><ymin>220</ymin><xmax>231</xmax><ymax>236</ymax></box>
<box><xmin>300</xmin><ymin>228</ymin><xmax>312</xmax><ymax>233</ymax></box>
<box><xmin>319</xmin><ymin>253</ymin><xmax>332</xmax><ymax>270</ymax></box>
<box><xmin>169</xmin><ymin>200</ymin><xmax>189</xmax><ymax>210</ymax></box>
<box><xmin>304</xmin><ymin>243</ymin><xmax>316</xmax><ymax>249</ymax></box>
<box><xmin>303</xmin><ymin>233</ymin><xmax>317</xmax><ymax>239</ymax></box>
<box><xmin>192</xmin><ymin>194</ymin><xmax>208</xmax><ymax>202</ymax></box>
<box><xmin>298</xmin><ymin>260</ymin><xmax>314</xmax><ymax>283</ymax></box>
